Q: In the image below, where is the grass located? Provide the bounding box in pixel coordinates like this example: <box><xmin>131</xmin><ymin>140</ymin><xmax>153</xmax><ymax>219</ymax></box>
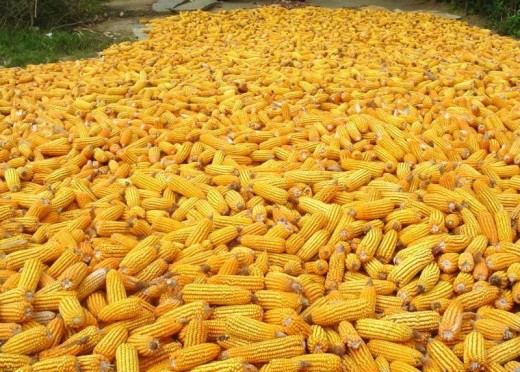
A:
<box><xmin>0</xmin><ymin>27</ymin><xmax>115</xmax><ymax>68</ymax></box>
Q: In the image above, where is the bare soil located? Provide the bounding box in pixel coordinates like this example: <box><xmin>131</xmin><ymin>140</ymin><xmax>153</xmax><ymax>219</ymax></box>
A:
<box><xmin>90</xmin><ymin>0</ymin><xmax>487</xmax><ymax>41</ymax></box>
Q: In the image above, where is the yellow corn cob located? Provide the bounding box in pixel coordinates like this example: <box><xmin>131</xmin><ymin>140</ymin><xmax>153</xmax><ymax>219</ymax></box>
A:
<box><xmin>438</xmin><ymin>299</ymin><xmax>463</xmax><ymax>341</ymax></box>
<box><xmin>253</xmin><ymin>290</ymin><xmax>303</xmax><ymax>310</ymax></box>
<box><xmin>209</xmin><ymin>304</ymin><xmax>263</xmax><ymax>320</ymax></box>
<box><xmin>387</xmin><ymin>247</ymin><xmax>434</xmax><ymax>286</ymax></box>
<box><xmin>138</xmin><ymin>341</ymin><xmax>182</xmax><ymax>370</ymax></box>
<box><xmin>126</xmin><ymin>333</ymin><xmax>161</xmax><ymax>356</ymax></box>
<box><xmin>1</xmin><ymin>325</ymin><xmax>52</xmax><ymax>355</ymax></box>
<box><xmin>169</xmin><ymin>343</ymin><xmax>221</xmax><ymax>371</ymax></box>
<box><xmin>225</xmin><ymin>315</ymin><xmax>284</xmax><ymax>341</ymax></box>
<box><xmin>182</xmin><ymin>283</ymin><xmax>251</xmax><ymax>305</ymax></box>
<box><xmin>207</xmin><ymin>274</ymin><xmax>264</xmax><ymax>291</ymax></box>
<box><xmin>457</xmin><ymin>285</ymin><xmax>500</xmax><ymax>310</ymax></box>
<box><xmin>310</xmin><ymin>299</ymin><xmax>367</xmax><ymax>326</ymax></box>
<box><xmin>222</xmin><ymin>335</ymin><xmax>305</xmax><ymax>363</ymax></box>
<box><xmin>0</xmin><ymin>353</ymin><xmax>31</xmax><ymax>371</ymax></box>
<box><xmin>307</xmin><ymin>325</ymin><xmax>328</xmax><ymax>354</ymax></box>
<box><xmin>348</xmin><ymin>338</ymin><xmax>380</xmax><ymax>372</ymax></box>
<box><xmin>4</xmin><ymin>168</ymin><xmax>21</xmax><ymax>192</ymax></box>
<box><xmin>85</xmin><ymin>291</ymin><xmax>108</xmax><ymax>319</ymax></box>
<box><xmin>30</xmin><ymin>355</ymin><xmax>80</xmax><ymax>372</ymax></box>
<box><xmin>486</xmin><ymin>336</ymin><xmax>520</xmax><ymax>364</ymax></box>
<box><xmin>105</xmin><ymin>269</ymin><xmax>128</xmax><ymax>304</ymax></box>
<box><xmin>0</xmin><ymin>323</ymin><xmax>22</xmax><ymax>341</ymax></box>
<box><xmin>190</xmin><ymin>357</ymin><xmax>251</xmax><ymax>372</ymax></box>
<box><xmin>427</xmin><ymin>338</ymin><xmax>464</xmax><ymax>372</ymax></box>
<box><xmin>116</xmin><ymin>343</ymin><xmax>140</xmax><ymax>372</ymax></box>
<box><xmin>382</xmin><ymin>311</ymin><xmax>441</xmax><ymax>332</ymax></box>
<box><xmin>463</xmin><ymin>331</ymin><xmax>486</xmax><ymax>371</ymax></box>
<box><xmin>17</xmin><ymin>258</ymin><xmax>44</xmax><ymax>292</ymax></box>
<box><xmin>356</xmin><ymin>318</ymin><xmax>413</xmax><ymax>342</ymax></box>
<box><xmin>417</xmin><ymin>262</ymin><xmax>440</xmax><ymax>293</ymax></box>
<box><xmin>251</xmin><ymin>182</ymin><xmax>288</xmax><ymax>204</ymax></box>
<box><xmin>97</xmin><ymin>297</ymin><xmax>143</xmax><ymax>322</ymax></box>
<box><xmin>58</xmin><ymin>296</ymin><xmax>85</xmax><ymax>328</ymax></box>
<box><xmin>296</xmin><ymin>230</ymin><xmax>330</xmax><ymax>262</ymax></box>
<box><xmin>181</xmin><ymin>318</ymin><xmax>208</xmax><ymax>347</ymax></box>
<box><xmin>93</xmin><ymin>325</ymin><xmax>129</xmax><ymax>360</ymax></box>
<box><xmin>339</xmin><ymin>279</ymin><xmax>396</xmax><ymax>296</ymax></box>
<box><xmin>478</xmin><ymin>307</ymin><xmax>520</xmax><ymax>331</ymax></box>
<box><xmin>239</xmin><ymin>234</ymin><xmax>285</xmax><ymax>253</ymax></box>
<box><xmin>325</xmin><ymin>328</ymin><xmax>345</xmax><ymax>356</ymax></box>
<box><xmin>356</xmin><ymin>227</ymin><xmax>383</xmax><ymax>263</ymax></box>
<box><xmin>368</xmin><ymin>340</ymin><xmax>423</xmax><ymax>367</ymax></box>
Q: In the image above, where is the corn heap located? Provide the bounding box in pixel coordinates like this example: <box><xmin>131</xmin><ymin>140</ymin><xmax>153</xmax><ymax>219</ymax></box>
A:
<box><xmin>0</xmin><ymin>6</ymin><xmax>520</xmax><ymax>372</ymax></box>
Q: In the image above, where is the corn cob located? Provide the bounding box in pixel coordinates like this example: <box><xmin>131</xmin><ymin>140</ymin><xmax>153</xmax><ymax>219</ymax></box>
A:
<box><xmin>356</xmin><ymin>318</ymin><xmax>413</xmax><ymax>342</ymax></box>
<box><xmin>222</xmin><ymin>335</ymin><xmax>305</xmax><ymax>363</ymax></box>
<box><xmin>116</xmin><ymin>343</ymin><xmax>139</xmax><ymax>372</ymax></box>
<box><xmin>169</xmin><ymin>343</ymin><xmax>221</xmax><ymax>371</ymax></box>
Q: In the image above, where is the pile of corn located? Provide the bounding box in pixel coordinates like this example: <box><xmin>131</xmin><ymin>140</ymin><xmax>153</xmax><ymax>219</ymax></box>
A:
<box><xmin>0</xmin><ymin>6</ymin><xmax>520</xmax><ymax>372</ymax></box>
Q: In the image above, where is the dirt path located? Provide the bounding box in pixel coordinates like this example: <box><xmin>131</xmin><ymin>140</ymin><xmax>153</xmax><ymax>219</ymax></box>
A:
<box><xmin>91</xmin><ymin>0</ymin><xmax>482</xmax><ymax>42</ymax></box>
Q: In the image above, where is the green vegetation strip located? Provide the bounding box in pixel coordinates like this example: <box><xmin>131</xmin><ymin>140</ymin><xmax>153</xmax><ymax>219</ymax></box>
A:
<box><xmin>0</xmin><ymin>28</ymin><xmax>112</xmax><ymax>68</ymax></box>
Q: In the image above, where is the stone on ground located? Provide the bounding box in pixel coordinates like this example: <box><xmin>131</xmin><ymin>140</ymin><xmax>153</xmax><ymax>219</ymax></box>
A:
<box><xmin>173</xmin><ymin>0</ymin><xmax>219</xmax><ymax>11</ymax></box>
<box><xmin>153</xmin><ymin>0</ymin><xmax>188</xmax><ymax>12</ymax></box>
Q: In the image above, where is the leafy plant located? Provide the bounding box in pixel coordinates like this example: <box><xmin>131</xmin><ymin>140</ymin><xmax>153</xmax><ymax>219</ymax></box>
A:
<box><xmin>438</xmin><ymin>0</ymin><xmax>520</xmax><ymax>36</ymax></box>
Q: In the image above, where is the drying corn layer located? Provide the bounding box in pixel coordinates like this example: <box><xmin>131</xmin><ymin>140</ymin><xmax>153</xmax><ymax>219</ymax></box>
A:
<box><xmin>0</xmin><ymin>6</ymin><xmax>520</xmax><ymax>372</ymax></box>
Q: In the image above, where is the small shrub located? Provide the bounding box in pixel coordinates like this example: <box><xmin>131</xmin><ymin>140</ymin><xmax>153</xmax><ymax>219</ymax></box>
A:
<box><xmin>495</xmin><ymin>12</ymin><xmax>520</xmax><ymax>37</ymax></box>
<box><xmin>438</xmin><ymin>0</ymin><xmax>520</xmax><ymax>36</ymax></box>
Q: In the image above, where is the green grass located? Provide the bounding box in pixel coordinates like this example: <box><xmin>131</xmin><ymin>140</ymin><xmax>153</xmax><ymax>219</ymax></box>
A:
<box><xmin>0</xmin><ymin>28</ymin><xmax>114</xmax><ymax>67</ymax></box>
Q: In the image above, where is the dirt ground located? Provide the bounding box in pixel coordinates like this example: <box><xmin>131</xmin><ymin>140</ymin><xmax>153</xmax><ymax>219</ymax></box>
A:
<box><xmin>91</xmin><ymin>0</ymin><xmax>484</xmax><ymax>41</ymax></box>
